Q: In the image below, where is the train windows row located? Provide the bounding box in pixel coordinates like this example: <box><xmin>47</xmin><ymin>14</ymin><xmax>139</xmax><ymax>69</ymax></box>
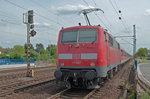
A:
<box><xmin>121</xmin><ymin>50</ymin><xmax>130</xmax><ymax>57</ymax></box>
<box><xmin>104</xmin><ymin>31</ymin><xmax>120</xmax><ymax>50</ymax></box>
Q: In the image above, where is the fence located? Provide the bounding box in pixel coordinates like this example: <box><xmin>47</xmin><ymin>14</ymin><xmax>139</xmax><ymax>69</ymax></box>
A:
<box><xmin>0</xmin><ymin>59</ymin><xmax>34</xmax><ymax>65</ymax></box>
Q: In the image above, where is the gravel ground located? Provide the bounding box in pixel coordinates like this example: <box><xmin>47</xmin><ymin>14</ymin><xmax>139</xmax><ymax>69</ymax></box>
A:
<box><xmin>88</xmin><ymin>61</ymin><xmax>132</xmax><ymax>99</ymax></box>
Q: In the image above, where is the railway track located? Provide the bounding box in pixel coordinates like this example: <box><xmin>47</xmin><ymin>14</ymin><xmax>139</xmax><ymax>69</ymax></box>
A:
<box><xmin>0</xmin><ymin>66</ymin><xmax>56</xmax><ymax>97</ymax></box>
<box><xmin>0</xmin><ymin>66</ymin><xmax>55</xmax><ymax>85</ymax></box>
<box><xmin>49</xmin><ymin>88</ymin><xmax>92</xmax><ymax>99</ymax></box>
<box><xmin>0</xmin><ymin>76</ymin><xmax>55</xmax><ymax>97</ymax></box>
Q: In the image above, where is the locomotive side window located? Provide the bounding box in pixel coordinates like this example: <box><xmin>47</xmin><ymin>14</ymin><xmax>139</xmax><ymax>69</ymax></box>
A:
<box><xmin>104</xmin><ymin>31</ymin><xmax>107</xmax><ymax>42</ymax></box>
<box><xmin>109</xmin><ymin>35</ymin><xmax>113</xmax><ymax>46</ymax></box>
<box><xmin>118</xmin><ymin>43</ymin><xmax>120</xmax><ymax>49</ymax></box>
<box><xmin>61</xmin><ymin>30</ymin><xmax>77</xmax><ymax>43</ymax></box>
<box><xmin>78</xmin><ymin>29</ymin><xmax>97</xmax><ymax>43</ymax></box>
<box><xmin>113</xmin><ymin>40</ymin><xmax>118</xmax><ymax>49</ymax></box>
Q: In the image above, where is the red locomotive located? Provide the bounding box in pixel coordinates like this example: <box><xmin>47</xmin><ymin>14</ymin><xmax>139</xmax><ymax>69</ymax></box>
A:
<box><xmin>54</xmin><ymin>25</ymin><xmax>130</xmax><ymax>89</ymax></box>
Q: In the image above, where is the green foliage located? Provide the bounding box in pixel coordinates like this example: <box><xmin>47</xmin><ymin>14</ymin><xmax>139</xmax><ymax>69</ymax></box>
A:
<box><xmin>0</xmin><ymin>43</ymin><xmax>57</xmax><ymax>61</ymax></box>
<box><xmin>140</xmin><ymin>91</ymin><xmax>150</xmax><ymax>99</ymax></box>
<box><xmin>0</xmin><ymin>45</ymin><xmax>26</xmax><ymax>59</ymax></box>
<box><xmin>13</xmin><ymin>45</ymin><xmax>25</xmax><ymax>54</ymax></box>
<box><xmin>50</xmin><ymin>45</ymin><xmax>57</xmax><ymax>58</ymax></box>
<box><xmin>12</xmin><ymin>45</ymin><xmax>25</xmax><ymax>59</ymax></box>
<box><xmin>126</xmin><ymin>85</ymin><xmax>131</xmax><ymax>92</ymax></box>
<box><xmin>36</xmin><ymin>43</ymin><xmax>44</xmax><ymax>54</ymax></box>
<box><xmin>46</xmin><ymin>44</ymin><xmax>57</xmax><ymax>58</ymax></box>
<box><xmin>129</xmin><ymin>90</ymin><xmax>136</xmax><ymax>99</ymax></box>
<box><xmin>30</xmin><ymin>49</ymin><xmax>38</xmax><ymax>60</ymax></box>
<box><xmin>0</xmin><ymin>50</ymin><xmax>11</xmax><ymax>58</ymax></box>
<box><xmin>51</xmin><ymin>59</ymin><xmax>56</xmax><ymax>65</ymax></box>
<box><xmin>38</xmin><ymin>50</ymin><xmax>50</xmax><ymax>60</ymax></box>
<box><xmin>136</xmin><ymin>48</ymin><xmax>148</xmax><ymax>57</ymax></box>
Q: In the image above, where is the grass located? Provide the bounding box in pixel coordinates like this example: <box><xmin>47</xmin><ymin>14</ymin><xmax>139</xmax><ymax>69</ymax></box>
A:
<box><xmin>140</xmin><ymin>91</ymin><xmax>150</xmax><ymax>99</ymax></box>
<box><xmin>138</xmin><ymin>61</ymin><xmax>150</xmax><ymax>64</ymax></box>
<box><xmin>51</xmin><ymin>59</ymin><xmax>56</xmax><ymax>66</ymax></box>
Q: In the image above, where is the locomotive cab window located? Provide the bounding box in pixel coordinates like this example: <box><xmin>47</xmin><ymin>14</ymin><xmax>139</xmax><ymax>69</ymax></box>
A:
<box><xmin>78</xmin><ymin>29</ymin><xmax>97</xmax><ymax>43</ymax></box>
<box><xmin>61</xmin><ymin>30</ymin><xmax>77</xmax><ymax>43</ymax></box>
<box><xmin>61</xmin><ymin>29</ymin><xmax>97</xmax><ymax>44</ymax></box>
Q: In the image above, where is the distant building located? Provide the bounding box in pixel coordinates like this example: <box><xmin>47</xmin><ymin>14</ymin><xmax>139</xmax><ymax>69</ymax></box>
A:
<box><xmin>148</xmin><ymin>50</ymin><xmax>150</xmax><ymax>55</ymax></box>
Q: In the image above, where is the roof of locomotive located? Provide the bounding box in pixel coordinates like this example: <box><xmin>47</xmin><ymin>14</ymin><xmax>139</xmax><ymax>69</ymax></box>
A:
<box><xmin>60</xmin><ymin>25</ymin><xmax>103</xmax><ymax>32</ymax></box>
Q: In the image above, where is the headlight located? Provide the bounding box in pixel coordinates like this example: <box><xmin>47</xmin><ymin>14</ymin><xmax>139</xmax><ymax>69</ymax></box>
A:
<box><xmin>61</xmin><ymin>62</ymin><xmax>64</xmax><ymax>66</ymax></box>
<box><xmin>90</xmin><ymin>62</ymin><xmax>95</xmax><ymax>66</ymax></box>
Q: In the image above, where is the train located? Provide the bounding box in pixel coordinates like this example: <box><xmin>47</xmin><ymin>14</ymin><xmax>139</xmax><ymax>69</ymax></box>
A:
<box><xmin>54</xmin><ymin>25</ymin><xmax>130</xmax><ymax>89</ymax></box>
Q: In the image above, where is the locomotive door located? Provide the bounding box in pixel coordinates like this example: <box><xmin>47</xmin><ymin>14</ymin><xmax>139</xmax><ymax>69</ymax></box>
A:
<box><xmin>105</xmin><ymin>32</ymin><xmax>110</xmax><ymax>67</ymax></box>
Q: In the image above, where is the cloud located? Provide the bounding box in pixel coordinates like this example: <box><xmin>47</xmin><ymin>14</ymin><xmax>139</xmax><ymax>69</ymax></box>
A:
<box><xmin>52</xmin><ymin>4</ymin><xmax>94</xmax><ymax>15</ymax></box>
<box><xmin>144</xmin><ymin>9</ymin><xmax>150</xmax><ymax>15</ymax></box>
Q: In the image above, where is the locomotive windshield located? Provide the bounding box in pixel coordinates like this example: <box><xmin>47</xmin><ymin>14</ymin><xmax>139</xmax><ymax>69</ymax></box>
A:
<box><xmin>61</xmin><ymin>29</ymin><xmax>97</xmax><ymax>44</ymax></box>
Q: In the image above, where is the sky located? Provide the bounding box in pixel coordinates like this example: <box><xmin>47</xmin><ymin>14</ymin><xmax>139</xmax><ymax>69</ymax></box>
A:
<box><xmin>0</xmin><ymin>0</ymin><xmax>150</xmax><ymax>55</ymax></box>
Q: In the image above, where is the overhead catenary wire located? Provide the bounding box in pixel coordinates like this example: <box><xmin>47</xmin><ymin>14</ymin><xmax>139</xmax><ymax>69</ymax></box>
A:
<box><xmin>121</xmin><ymin>38</ymin><xmax>133</xmax><ymax>46</ymax></box>
<box><xmin>113</xmin><ymin>0</ymin><xmax>131</xmax><ymax>32</ymax></box>
<box><xmin>1</xmin><ymin>19</ymin><xmax>23</xmax><ymax>26</ymax></box>
<box><xmin>91</xmin><ymin>0</ymin><xmax>97</xmax><ymax>6</ymax></box>
<box><xmin>108</xmin><ymin>0</ymin><xmax>131</xmax><ymax>34</ymax></box>
<box><xmin>4</xmin><ymin>0</ymin><xmax>63</xmax><ymax>27</ymax></box>
<box><xmin>3</xmin><ymin>0</ymin><xmax>59</xmax><ymax>47</ymax></box>
<box><xmin>82</xmin><ymin>0</ymin><xmax>112</xmax><ymax>33</ymax></box>
<box><xmin>90</xmin><ymin>0</ymin><xmax>114</xmax><ymax>33</ymax></box>
<box><xmin>29</xmin><ymin>0</ymin><xmax>70</xmax><ymax>25</ymax></box>
<box><xmin>113</xmin><ymin>0</ymin><xmax>129</xmax><ymax>27</ymax></box>
<box><xmin>90</xmin><ymin>0</ymin><xmax>132</xmax><ymax>50</ymax></box>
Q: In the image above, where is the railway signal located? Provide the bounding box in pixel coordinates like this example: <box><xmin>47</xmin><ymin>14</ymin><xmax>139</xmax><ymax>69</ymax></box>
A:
<box><xmin>23</xmin><ymin>10</ymin><xmax>36</xmax><ymax>77</ymax></box>
<box><xmin>30</xmin><ymin>30</ymin><xmax>36</xmax><ymax>37</ymax></box>
<box><xmin>28</xmin><ymin>10</ymin><xmax>33</xmax><ymax>24</ymax></box>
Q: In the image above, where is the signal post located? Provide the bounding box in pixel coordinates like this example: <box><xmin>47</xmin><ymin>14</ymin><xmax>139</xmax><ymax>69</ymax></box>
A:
<box><xmin>23</xmin><ymin>10</ymin><xmax>36</xmax><ymax>77</ymax></box>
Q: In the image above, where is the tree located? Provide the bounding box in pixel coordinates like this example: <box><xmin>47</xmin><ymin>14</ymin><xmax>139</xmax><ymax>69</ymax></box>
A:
<box><xmin>46</xmin><ymin>45</ymin><xmax>57</xmax><ymax>59</ymax></box>
<box><xmin>11</xmin><ymin>45</ymin><xmax>25</xmax><ymax>59</ymax></box>
<box><xmin>13</xmin><ymin>45</ymin><xmax>25</xmax><ymax>54</ymax></box>
<box><xmin>39</xmin><ymin>50</ymin><xmax>50</xmax><ymax>60</ymax></box>
<box><xmin>30</xmin><ymin>49</ymin><xmax>38</xmax><ymax>60</ymax></box>
<box><xmin>36</xmin><ymin>43</ymin><xmax>44</xmax><ymax>54</ymax></box>
<box><xmin>136</xmin><ymin>48</ymin><xmax>148</xmax><ymax>57</ymax></box>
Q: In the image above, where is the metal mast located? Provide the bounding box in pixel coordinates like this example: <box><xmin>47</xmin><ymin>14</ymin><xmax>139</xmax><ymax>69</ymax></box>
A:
<box><xmin>133</xmin><ymin>25</ymin><xmax>136</xmax><ymax>58</ymax></box>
